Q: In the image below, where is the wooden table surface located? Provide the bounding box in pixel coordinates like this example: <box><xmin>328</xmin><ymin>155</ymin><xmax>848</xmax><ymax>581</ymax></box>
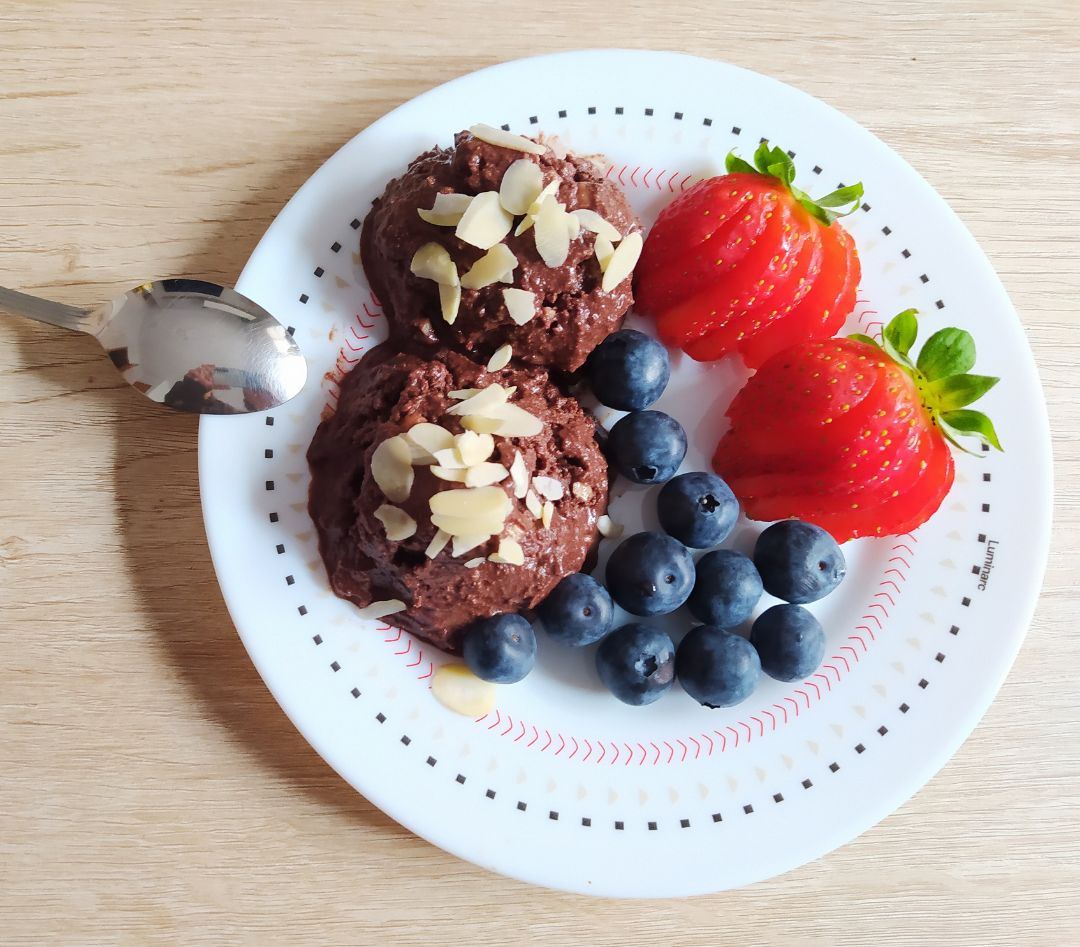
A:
<box><xmin>2</xmin><ymin>1</ymin><xmax>1077</xmax><ymax>943</ymax></box>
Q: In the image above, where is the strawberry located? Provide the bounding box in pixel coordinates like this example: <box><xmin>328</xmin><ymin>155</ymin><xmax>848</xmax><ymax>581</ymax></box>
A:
<box><xmin>713</xmin><ymin>310</ymin><xmax>1002</xmax><ymax>542</ymax></box>
<box><xmin>634</xmin><ymin>142</ymin><xmax>862</xmax><ymax>367</ymax></box>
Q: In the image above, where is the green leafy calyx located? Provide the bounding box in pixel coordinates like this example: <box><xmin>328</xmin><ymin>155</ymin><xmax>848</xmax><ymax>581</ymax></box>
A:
<box><xmin>725</xmin><ymin>141</ymin><xmax>864</xmax><ymax>226</ymax></box>
<box><xmin>848</xmin><ymin>309</ymin><xmax>1003</xmax><ymax>454</ymax></box>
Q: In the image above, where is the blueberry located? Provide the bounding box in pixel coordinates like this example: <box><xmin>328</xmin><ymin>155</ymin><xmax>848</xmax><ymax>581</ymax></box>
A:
<box><xmin>595</xmin><ymin>623</ymin><xmax>675</xmax><ymax>705</ymax></box>
<box><xmin>676</xmin><ymin>625</ymin><xmax>761</xmax><ymax>708</ymax></box>
<box><xmin>753</xmin><ymin>520</ymin><xmax>846</xmax><ymax>604</ymax></box>
<box><xmin>605</xmin><ymin>531</ymin><xmax>695</xmax><ymax>616</ymax></box>
<box><xmin>587</xmin><ymin>329</ymin><xmax>670</xmax><ymax>410</ymax></box>
<box><xmin>461</xmin><ymin>613</ymin><xmax>537</xmax><ymax>683</ymax></box>
<box><xmin>687</xmin><ymin>550</ymin><xmax>763</xmax><ymax>627</ymax></box>
<box><xmin>606</xmin><ymin>410</ymin><xmax>687</xmax><ymax>484</ymax></box>
<box><xmin>750</xmin><ymin>604</ymin><xmax>826</xmax><ymax>682</ymax></box>
<box><xmin>537</xmin><ymin>573</ymin><xmax>614</xmax><ymax>646</ymax></box>
<box><xmin>657</xmin><ymin>471</ymin><xmax>739</xmax><ymax>548</ymax></box>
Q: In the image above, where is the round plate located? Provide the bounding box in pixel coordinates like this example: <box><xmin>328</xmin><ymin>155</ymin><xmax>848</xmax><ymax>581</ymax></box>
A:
<box><xmin>199</xmin><ymin>50</ymin><xmax>1052</xmax><ymax>897</ymax></box>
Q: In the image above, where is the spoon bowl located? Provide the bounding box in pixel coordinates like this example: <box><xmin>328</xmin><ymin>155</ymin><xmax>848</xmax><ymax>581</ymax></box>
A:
<box><xmin>1</xmin><ymin>278</ymin><xmax>307</xmax><ymax>414</ymax></box>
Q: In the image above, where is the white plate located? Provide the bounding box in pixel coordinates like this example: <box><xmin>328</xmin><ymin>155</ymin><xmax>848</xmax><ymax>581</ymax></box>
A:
<box><xmin>199</xmin><ymin>50</ymin><xmax>1052</xmax><ymax>897</ymax></box>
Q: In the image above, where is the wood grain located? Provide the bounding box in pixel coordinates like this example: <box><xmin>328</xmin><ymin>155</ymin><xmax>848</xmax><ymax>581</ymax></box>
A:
<box><xmin>1</xmin><ymin>1</ymin><xmax>1078</xmax><ymax>943</ymax></box>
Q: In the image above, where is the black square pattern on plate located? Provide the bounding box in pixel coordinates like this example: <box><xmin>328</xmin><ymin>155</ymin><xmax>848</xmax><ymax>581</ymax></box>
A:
<box><xmin>314</xmin><ymin>267</ymin><xmax>324</xmax><ymax>278</ymax></box>
<box><xmin>773</xmin><ymin>793</ymin><xmax>784</xmax><ymax>803</ymax></box>
<box><xmin>268</xmin><ymin>512</ymin><xmax>278</xmax><ymax>523</ymax></box>
<box><xmin>275</xmin><ymin>543</ymin><xmax>285</xmax><ymax>554</ymax></box>
<box><xmin>645</xmin><ymin>108</ymin><xmax>653</xmax><ymax>116</ymax></box>
<box><xmin>587</xmin><ymin>106</ymin><xmax>596</xmax><ymax>115</ymax></box>
<box><xmin>648</xmin><ymin>821</ymin><xmax>657</xmax><ymax>831</ymax></box>
<box><xmin>426</xmin><ymin>756</ymin><xmax>436</xmax><ymax>766</ymax></box>
<box><xmin>486</xmin><ymin>789</ymin><xmax>496</xmax><ymax>799</ymax></box>
<box><xmin>878</xmin><ymin>726</ymin><xmax>889</xmax><ymax>735</ymax></box>
<box><xmin>902</xmin><ymin>248</ymin><xmax>911</xmax><ymax>258</ymax></box>
<box><xmin>297</xmin><ymin>605</ymin><xmax>307</xmax><ymax>616</ymax></box>
<box><xmin>331</xmin><ymin>241</ymin><xmax>341</xmax><ymax>253</ymax></box>
<box><xmin>517</xmin><ymin>801</ymin><xmax>527</xmax><ymax>811</ymax></box>
<box><xmin>312</xmin><ymin>634</ymin><xmax>322</xmax><ymax>645</ymax></box>
<box><xmin>330</xmin><ymin>661</ymin><xmax>340</xmax><ymax>672</ymax></box>
<box><xmin>350</xmin><ymin>687</ymin><xmax>360</xmax><ymax>698</ymax></box>
<box><xmin>802</xmin><ymin>779</ymin><xmax>813</xmax><ymax>789</ymax></box>
<box><xmin>712</xmin><ymin>812</ymin><xmax>723</xmax><ymax>822</ymax></box>
<box><xmin>299</xmin><ymin>293</ymin><xmax>308</xmax><ymax>304</ymax></box>
<box><xmin>558</xmin><ymin>109</ymin><xmax>567</xmax><ymax>118</ymax></box>
<box><xmin>732</xmin><ymin>125</ymin><xmax>741</xmax><ymax>135</ymax></box>
<box><xmin>743</xmin><ymin>804</ymin><xmax>754</xmax><ymax>814</ymax></box>
<box><xmin>703</xmin><ymin>117</ymin><xmax>712</xmax><ymax>126</ymax></box>
<box><xmin>614</xmin><ymin>106</ymin><xmax>623</xmax><ymax>115</ymax></box>
<box><xmin>550</xmin><ymin>811</ymin><xmax>559</xmax><ymax>820</ymax></box>
<box><xmin>615</xmin><ymin>821</ymin><xmax>624</xmax><ymax>830</ymax></box>
<box><xmin>936</xmin><ymin>299</ymin><xmax>945</xmax><ymax>309</ymax></box>
<box><xmin>265</xmin><ymin>416</ymin><xmax>275</xmax><ymax>426</ymax></box>
<box><xmin>350</xmin><ymin>218</ymin><xmax>360</xmax><ymax>229</ymax></box>
<box><xmin>900</xmin><ymin>702</ymin><xmax>910</xmax><ymax>713</ymax></box>
<box><xmin>401</xmin><ymin>735</ymin><xmax>411</xmax><ymax>746</ymax></box>
<box><xmin>830</xmin><ymin>762</ymin><xmax>840</xmax><ymax>772</ymax></box>
<box><xmin>680</xmin><ymin>818</ymin><xmax>690</xmax><ymax>828</ymax></box>
<box><xmin>285</xmin><ymin>574</ymin><xmax>295</xmax><ymax>586</ymax></box>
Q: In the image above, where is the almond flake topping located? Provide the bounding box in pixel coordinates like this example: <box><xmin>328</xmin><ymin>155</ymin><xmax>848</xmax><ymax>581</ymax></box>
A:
<box><xmin>370</xmin><ymin>435</ymin><xmax>414</xmax><ymax>503</ymax></box>
<box><xmin>486</xmin><ymin>344</ymin><xmax>513</xmax><ymax>372</ymax></box>
<box><xmin>468</xmin><ymin>123</ymin><xmax>547</xmax><ymax>155</ymax></box>
<box><xmin>417</xmin><ymin>192</ymin><xmax>474</xmax><ymax>227</ymax></box>
<box><xmin>601</xmin><ymin>230</ymin><xmax>643</xmax><ymax>293</ymax></box>
<box><xmin>374</xmin><ymin>504</ymin><xmax>417</xmax><ymax>541</ymax></box>
<box><xmin>502</xmin><ymin>288</ymin><xmax>537</xmax><ymax>326</ymax></box>
<box><xmin>455</xmin><ymin>191</ymin><xmax>513</xmax><ymax>250</ymax></box>
<box><xmin>460</xmin><ymin>243</ymin><xmax>517</xmax><ymax>290</ymax></box>
<box><xmin>499</xmin><ymin>159</ymin><xmax>544</xmax><ymax>215</ymax></box>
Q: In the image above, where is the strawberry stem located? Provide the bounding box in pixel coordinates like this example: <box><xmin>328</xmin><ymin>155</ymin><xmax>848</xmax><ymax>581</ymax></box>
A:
<box><xmin>725</xmin><ymin>141</ymin><xmax>864</xmax><ymax>226</ymax></box>
<box><xmin>847</xmin><ymin>310</ymin><xmax>1003</xmax><ymax>455</ymax></box>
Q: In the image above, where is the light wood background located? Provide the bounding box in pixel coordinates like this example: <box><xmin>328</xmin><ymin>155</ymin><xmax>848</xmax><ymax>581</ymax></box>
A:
<box><xmin>2</xmin><ymin>1</ymin><xmax>1077</xmax><ymax>943</ymax></box>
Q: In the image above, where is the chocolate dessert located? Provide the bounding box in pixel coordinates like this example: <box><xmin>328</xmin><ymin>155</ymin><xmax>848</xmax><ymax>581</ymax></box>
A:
<box><xmin>360</xmin><ymin>125</ymin><xmax>642</xmax><ymax>374</ymax></box>
<box><xmin>308</xmin><ymin>348</ymin><xmax>608</xmax><ymax>653</ymax></box>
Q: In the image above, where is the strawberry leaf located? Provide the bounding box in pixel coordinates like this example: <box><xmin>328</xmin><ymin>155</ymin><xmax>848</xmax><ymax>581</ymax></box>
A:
<box><xmin>725</xmin><ymin>142</ymin><xmax>863</xmax><ymax>226</ymax></box>
<box><xmin>916</xmin><ymin>327</ymin><xmax>976</xmax><ymax>380</ymax></box>
<box><xmin>930</xmin><ymin>373</ymin><xmax>1000</xmax><ymax>411</ymax></box>
<box><xmin>847</xmin><ymin>333</ymin><xmax>880</xmax><ymax>347</ymax></box>
<box><xmin>883</xmin><ymin>309</ymin><xmax>919</xmax><ymax>357</ymax></box>
<box><xmin>939</xmin><ymin>409</ymin><xmax>1003</xmax><ymax>452</ymax></box>
<box><xmin>725</xmin><ymin>152</ymin><xmax>758</xmax><ymax>176</ymax></box>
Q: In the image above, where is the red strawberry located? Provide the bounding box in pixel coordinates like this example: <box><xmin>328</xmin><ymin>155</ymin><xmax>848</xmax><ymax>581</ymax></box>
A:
<box><xmin>713</xmin><ymin>310</ymin><xmax>1002</xmax><ymax>542</ymax></box>
<box><xmin>635</xmin><ymin>142</ymin><xmax>862</xmax><ymax>367</ymax></box>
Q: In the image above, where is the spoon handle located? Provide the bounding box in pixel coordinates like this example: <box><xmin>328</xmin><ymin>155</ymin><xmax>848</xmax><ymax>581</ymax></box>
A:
<box><xmin>0</xmin><ymin>286</ymin><xmax>93</xmax><ymax>332</ymax></box>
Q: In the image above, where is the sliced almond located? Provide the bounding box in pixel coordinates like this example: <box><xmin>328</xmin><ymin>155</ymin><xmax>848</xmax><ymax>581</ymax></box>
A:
<box><xmin>468</xmin><ymin>123</ymin><xmax>546</xmax><ymax>155</ymax></box>
<box><xmin>453</xmin><ymin>533</ymin><xmax>490</xmax><ymax>557</ymax></box>
<box><xmin>432</xmin><ymin>447</ymin><xmax>466</xmax><ymax>469</ymax></box>
<box><xmin>431</xmin><ymin>465</ymin><xmax>469</xmax><ymax>483</ymax></box>
<box><xmin>455</xmin><ymin>191</ymin><xmax>513</xmax><ymax>250</ymax></box>
<box><xmin>502</xmin><ymin>288</ymin><xmax>537</xmax><ymax>326</ymax></box>
<box><xmin>524</xmin><ymin>489</ymin><xmax>543</xmax><ymax>519</ymax></box>
<box><xmin>489</xmin><ymin>537</ymin><xmax>525</xmax><ymax>566</ymax></box>
<box><xmin>410</xmin><ymin>242</ymin><xmax>459</xmax><ymax>286</ymax></box>
<box><xmin>439</xmin><ymin>281</ymin><xmax>461</xmax><ymax>325</ymax></box>
<box><xmin>465</xmin><ymin>462</ymin><xmax>510</xmax><ymax>488</ymax></box>
<box><xmin>533</xmin><ymin>195</ymin><xmax>571</xmax><ymax>268</ymax></box>
<box><xmin>460</xmin><ymin>243</ymin><xmax>517</xmax><ymax>290</ymax></box>
<box><xmin>508</xmin><ymin>451</ymin><xmax>529</xmax><ymax>499</ymax></box>
<box><xmin>541</xmin><ymin>500</ymin><xmax>555</xmax><ymax>528</ymax></box>
<box><xmin>430</xmin><ymin>485</ymin><xmax>513</xmax><ymax>520</ymax></box>
<box><xmin>566</xmin><ymin>213</ymin><xmax>581</xmax><ymax>238</ymax></box>
<box><xmin>356</xmin><ymin>599</ymin><xmax>407</xmax><ymax>620</ymax></box>
<box><xmin>460</xmin><ymin>415</ymin><xmax>503</xmax><ymax>434</ymax></box>
<box><xmin>499</xmin><ymin>159</ymin><xmax>544</xmax><ymax>215</ymax></box>
<box><xmin>431</xmin><ymin>512</ymin><xmax>506</xmax><ymax>538</ymax></box>
<box><xmin>601</xmin><ymin>230</ymin><xmax>643</xmax><ymax>293</ymax></box>
<box><xmin>463</xmin><ymin>557</ymin><xmax>487</xmax><ymax>569</ymax></box>
<box><xmin>425</xmin><ymin>528</ymin><xmax>451</xmax><ymax>558</ymax></box>
<box><xmin>597</xmin><ymin>514</ymin><xmax>623</xmax><ymax>539</ymax></box>
<box><xmin>431</xmin><ymin>663</ymin><xmax>497</xmax><ymax>716</ymax></box>
<box><xmin>455</xmin><ymin>430</ymin><xmax>495</xmax><ymax>466</ymax></box>
<box><xmin>594</xmin><ymin>233</ymin><xmax>616</xmax><ymax>270</ymax></box>
<box><xmin>481</xmin><ymin>402</ymin><xmax>544</xmax><ymax>437</ymax></box>
<box><xmin>404</xmin><ymin>438</ymin><xmax>436</xmax><ymax>465</ymax></box>
<box><xmin>374</xmin><ymin>504</ymin><xmax>417</xmax><ymax>541</ymax></box>
<box><xmin>486</xmin><ymin>344</ymin><xmax>513</xmax><ymax>372</ymax></box>
<box><xmin>449</xmin><ymin>388</ymin><xmax>482</xmax><ymax>400</ymax></box>
<box><xmin>445</xmin><ymin>383</ymin><xmax>510</xmax><ymax>417</ymax></box>
<box><xmin>571</xmin><ymin>208</ymin><xmax>622</xmax><ymax>242</ymax></box>
<box><xmin>532</xmin><ymin>475</ymin><xmax>564</xmax><ymax>501</ymax></box>
<box><xmin>513</xmin><ymin>179</ymin><xmax>560</xmax><ymax>236</ymax></box>
<box><xmin>407</xmin><ymin>422</ymin><xmax>455</xmax><ymax>457</ymax></box>
<box><xmin>417</xmin><ymin>192</ymin><xmax>474</xmax><ymax>227</ymax></box>
<box><xmin>370</xmin><ymin>435</ymin><xmax>414</xmax><ymax>503</ymax></box>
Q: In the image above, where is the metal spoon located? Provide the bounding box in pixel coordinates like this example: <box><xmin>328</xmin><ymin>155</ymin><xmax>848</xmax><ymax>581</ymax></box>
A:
<box><xmin>1</xmin><ymin>278</ymin><xmax>307</xmax><ymax>414</ymax></box>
